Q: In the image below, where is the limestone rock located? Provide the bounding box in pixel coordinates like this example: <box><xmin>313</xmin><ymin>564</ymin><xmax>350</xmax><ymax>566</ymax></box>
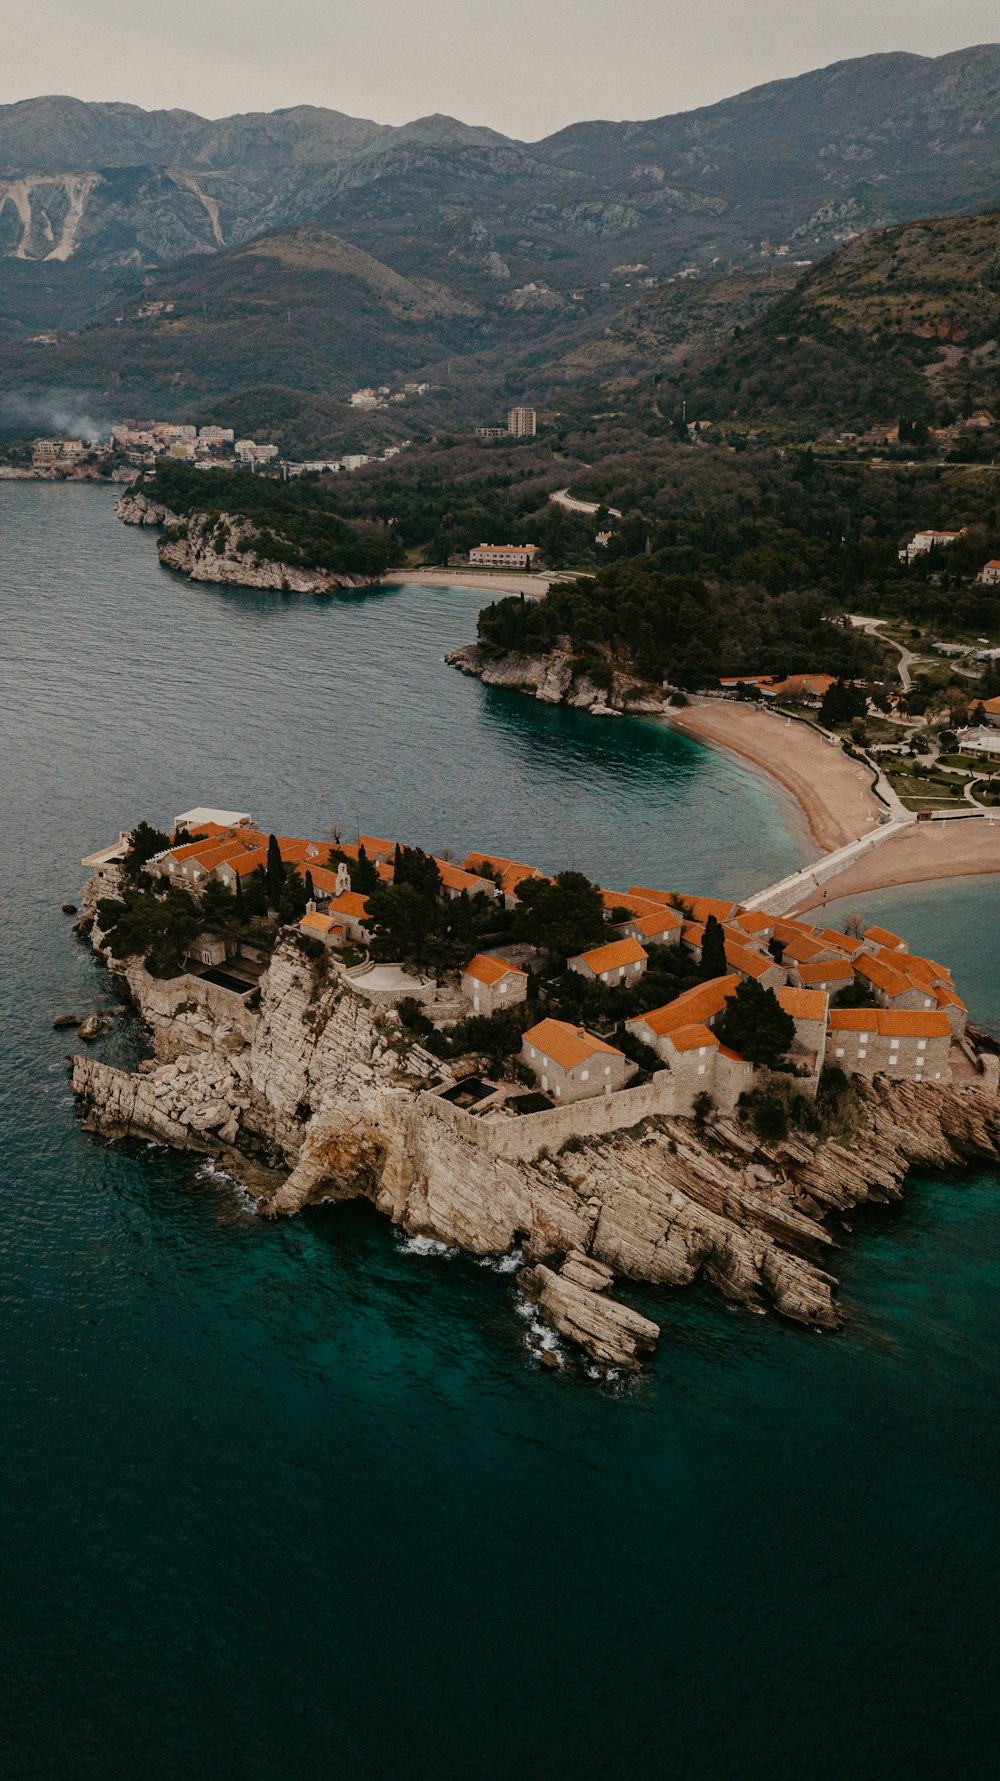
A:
<box><xmin>71</xmin><ymin>905</ymin><xmax>1000</xmax><ymax>1372</ymax></box>
<box><xmin>53</xmin><ymin>1013</ymin><xmax>81</xmax><ymax>1030</ymax></box>
<box><xmin>518</xmin><ymin>1258</ymin><xmax>660</xmax><ymax>1372</ymax></box>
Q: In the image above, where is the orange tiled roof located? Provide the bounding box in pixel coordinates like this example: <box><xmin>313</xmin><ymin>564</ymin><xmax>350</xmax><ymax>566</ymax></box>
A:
<box><xmin>220</xmin><ymin>847</ymin><xmax>269</xmax><ymax>879</ymax></box>
<box><xmin>828</xmin><ymin>1010</ymin><xmax>880</xmax><ymax>1033</ymax></box>
<box><xmin>828</xmin><ymin>1009</ymin><xmax>949</xmax><ymax>1038</ymax></box>
<box><xmin>864</xmin><ymin>924</ymin><xmax>907</xmax><ymax>951</ymax></box>
<box><xmin>778</xmin><ymin>932</ymin><xmax>827</xmax><ymax>965</ymax></box>
<box><xmin>462</xmin><ymin>853</ymin><xmax>541</xmax><ymax>898</ymax></box>
<box><xmin>723</xmin><ymin>938</ymin><xmax>776</xmax><ymax>981</ymax></box>
<box><xmin>435</xmin><ymin>860</ymin><xmax>495</xmax><ymax>894</ymax></box>
<box><xmin>329</xmin><ymin>891</ymin><xmax>370</xmax><ymax>919</ymax></box>
<box><xmin>777</xmin><ymin>986</ymin><xmax>829</xmax><ymax>1022</ymax></box>
<box><xmin>463</xmin><ymin>953</ymin><xmax>527</xmax><ymax>987</ymax></box>
<box><xmin>523</xmin><ymin>1018</ymin><xmax>623</xmax><ymax>1071</ymax></box>
<box><xmin>299</xmin><ymin>911</ymin><xmax>340</xmax><ymax>936</ymax></box>
<box><xmin>813</xmin><ymin>928</ymin><xmax>865</xmax><ymax>956</ymax></box>
<box><xmin>630</xmin><ymin>907</ymin><xmax>684</xmax><ymax>939</ymax></box>
<box><xmin>730</xmin><ymin>911</ymin><xmax>774</xmax><ymax>937</ymax></box>
<box><xmin>934</xmin><ymin>985</ymin><xmax>967</xmax><ymax>1012</ymax></box>
<box><xmin>631</xmin><ymin>974</ymin><xmax>740</xmax><ymax>1038</ymax></box>
<box><xmin>600</xmin><ymin>889</ymin><xmax>666</xmax><ymax>917</ymax></box>
<box><xmin>856</xmin><ymin>954</ymin><xmax>912</xmax><ymax>997</ymax></box>
<box><xmin>302</xmin><ymin>863</ymin><xmax>341</xmax><ymax>894</ymax></box>
<box><xmin>576</xmin><ymin>937</ymin><xmax>648</xmax><ymax>975</ymax></box>
<box><xmin>668</xmin><ymin>1023</ymin><xmax>719</xmax><ymax>1053</ymax></box>
<box><xmin>901</xmin><ymin>952</ymin><xmax>953</xmax><ymax>987</ymax></box>
<box><xmin>795</xmin><ymin>958</ymin><xmax>854</xmax><ymax>987</ymax></box>
<box><xmin>877</xmin><ymin>1009</ymin><xmax>951</xmax><ymax>1039</ymax></box>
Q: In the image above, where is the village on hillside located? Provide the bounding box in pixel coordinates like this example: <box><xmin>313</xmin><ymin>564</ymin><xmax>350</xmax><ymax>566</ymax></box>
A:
<box><xmin>80</xmin><ymin>806</ymin><xmax>990</xmax><ymax>1146</ymax></box>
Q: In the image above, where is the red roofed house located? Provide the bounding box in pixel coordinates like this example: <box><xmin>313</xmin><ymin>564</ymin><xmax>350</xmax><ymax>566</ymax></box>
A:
<box><xmin>827</xmin><ymin>1009</ymin><xmax>951</xmax><ymax>1082</ymax></box>
<box><xmin>569</xmin><ymin>937</ymin><xmax>648</xmax><ymax>987</ymax></box>
<box><xmin>776</xmin><ymin>986</ymin><xmax>829</xmax><ymax>1073</ymax></box>
<box><xmin>624</xmin><ymin>974</ymin><xmax>753</xmax><ymax>1110</ymax></box>
<box><xmin>521</xmin><ymin>1019</ymin><xmax>629</xmax><ymax>1103</ymax></box>
<box><xmin>327</xmin><ymin>890</ymin><xmax>372</xmax><ymax>943</ymax></box>
<box><xmin>460</xmin><ymin>954</ymin><xmax>529</xmax><ymax>1017</ymax></box>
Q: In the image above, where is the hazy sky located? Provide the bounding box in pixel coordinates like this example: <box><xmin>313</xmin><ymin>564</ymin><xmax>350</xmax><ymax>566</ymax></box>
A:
<box><xmin>4</xmin><ymin>0</ymin><xmax>999</xmax><ymax>138</ymax></box>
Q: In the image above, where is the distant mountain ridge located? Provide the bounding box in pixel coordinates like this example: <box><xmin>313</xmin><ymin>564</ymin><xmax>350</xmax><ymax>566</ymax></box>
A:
<box><xmin>2</xmin><ymin>45</ymin><xmax>1000</xmax><ymax>300</ymax></box>
<box><xmin>3</xmin><ymin>47</ymin><xmax>1000</xmax><ymax>445</ymax></box>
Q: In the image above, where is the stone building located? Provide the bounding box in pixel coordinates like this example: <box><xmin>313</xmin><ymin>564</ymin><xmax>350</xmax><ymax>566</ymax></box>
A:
<box><xmin>568</xmin><ymin>937</ymin><xmax>648</xmax><ymax>987</ymax></box>
<box><xmin>461</xmin><ymin>955</ymin><xmax>529</xmax><ymax>1017</ymax></box>
<box><xmin>521</xmin><ymin>1019</ymin><xmax>629</xmax><ymax>1103</ymax></box>
<box><xmin>826</xmin><ymin>1009</ymin><xmax>952</xmax><ymax>1082</ymax></box>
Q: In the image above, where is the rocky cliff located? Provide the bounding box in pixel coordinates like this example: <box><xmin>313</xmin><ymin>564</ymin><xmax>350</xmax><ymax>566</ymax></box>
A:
<box><xmin>446</xmin><ymin>641</ymin><xmax>669</xmax><ymax>717</ymax></box>
<box><xmin>71</xmin><ymin>887</ymin><xmax>1000</xmax><ymax>1373</ymax></box>
<box><xmin>116</xmin><ymin>489</ymin><xmax>378</xmax><ymax>593</ymax></box>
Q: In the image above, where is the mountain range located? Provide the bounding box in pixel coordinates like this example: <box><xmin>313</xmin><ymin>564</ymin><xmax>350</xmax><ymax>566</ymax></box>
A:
<box><xmin>2</xmin><ymin>45</ymin><xmax>1000</xmax><ymax>439</ymax></box>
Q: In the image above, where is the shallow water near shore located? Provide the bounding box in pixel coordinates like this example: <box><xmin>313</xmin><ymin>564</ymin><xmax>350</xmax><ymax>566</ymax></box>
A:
<box><xmin>2</xmin><ymin>484</ymin><xmax>999</xmax><ymax>1777</ymax></box>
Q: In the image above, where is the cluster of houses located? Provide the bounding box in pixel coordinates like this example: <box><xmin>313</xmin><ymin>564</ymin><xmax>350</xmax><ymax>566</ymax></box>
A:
<box><xmin>84</xmin><ymin>810</ymin><xmax>970</xmax><ymax>1118</ymax></box>
<box><xmin>510</xmin><ymin>893</ymin><xmax>964</xmax><ymax>1108</ymax></box>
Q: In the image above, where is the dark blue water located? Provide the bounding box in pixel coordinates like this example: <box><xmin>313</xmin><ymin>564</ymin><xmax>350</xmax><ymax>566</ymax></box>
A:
<box><xmin>2</xmin><ymin>484</ymin><xmax>998</xmax><ymax>1778</ymax></box>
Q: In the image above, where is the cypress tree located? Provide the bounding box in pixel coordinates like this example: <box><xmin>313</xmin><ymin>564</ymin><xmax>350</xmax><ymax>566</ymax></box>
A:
<box><xmin>701</xmin><ymin>913</ymin><xmax>728</xmax><ymax>980</ymax></box>
<box><xmin>266</xmin><ymin>834</ymin><xmax>284</xmax><ymax>908</ymax></box>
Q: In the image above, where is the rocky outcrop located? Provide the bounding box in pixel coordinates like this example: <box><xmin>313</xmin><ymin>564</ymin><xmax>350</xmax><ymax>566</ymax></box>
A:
<box><xmin>71</xmin><ymin>908</ymin><xmax>1000</xmax><ymax>1370</ymax></box>
<box><xmin>446</xmin><ymin>642</ymin><xmax>670</xmax><ymax>717</ymax></box>
<box><xmin>518</xmin><ymin>1253</ymin><xmax>660</xmax><ymax>1371</ymax></box>
<box><xmin>116</xmin><ymin>491</ymin><xmax>378</xmax><ymax>594</ymax></box>
<box><xmin>116</xmin><ymin>489</ymin><xmax>175</xmax><ymax>527</ymax></box>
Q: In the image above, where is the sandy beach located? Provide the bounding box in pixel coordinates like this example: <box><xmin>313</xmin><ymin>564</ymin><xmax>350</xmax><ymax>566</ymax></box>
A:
<box><xmin>379</xmin><ymin>567</ymin><xmax>554</xmax><ymax>598</ymax></box>
<box><xmin>793</xmin><ymin>819</ymin><xmax>1000</xmax><ymax>911</ymax></box>
<box><xmin>667</xmin><ymin>702</ymin><xmax>881</xmax><ymax>853</ymax></box>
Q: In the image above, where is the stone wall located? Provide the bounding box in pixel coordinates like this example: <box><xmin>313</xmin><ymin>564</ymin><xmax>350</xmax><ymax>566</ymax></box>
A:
<box><xmin>423</xmin><ymin>1066</ymin><xmax>702</xmax><ymax>1160</ymax></box>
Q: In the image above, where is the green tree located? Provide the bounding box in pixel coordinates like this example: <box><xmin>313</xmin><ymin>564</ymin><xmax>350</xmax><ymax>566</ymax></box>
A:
<box><xmin>266</xmin><ymin>834</ymin><xmax>284</xmax><ymax>908</ymax></box>
<box><xmin>715</xmin><ymin>978</ymin><xmax>796</xmax><ymax>1068</ymax></box>
<box><xmin>278</xmin><ymin>865</ymin><xmax>308</xmax><ymax>924</ymax></box>
<box><xmin>353</xmin><ymin>845</ymin><xmax>378</xmax><ymax>894</ymax></box>
<box><xmin>701</xmin><ymin>913</ymin><xmax>728</xmax><ymax>979</ymax></box>
<box><xmin>200</xmin><ymin>877</ymin><xmax>236</xmax><ymax>930</ymax></box>
<box><xmin>96</xmin><ymin>885</ymin><xmax>199</xmax><ymax>977</ymax></box>
<box><xmin>242</xmin><ymin>868</ymin><xmax>269</xmax><ymax>919</ymax></box>
<box><xmin>123</xmin><ymin>820</ymin><xmax>171</xmax><ymax>880</ymax></box>
<box><xmin>513</xmin><ymin>871</ymin><xmax>605</xmax><ymax>958</ymax></box>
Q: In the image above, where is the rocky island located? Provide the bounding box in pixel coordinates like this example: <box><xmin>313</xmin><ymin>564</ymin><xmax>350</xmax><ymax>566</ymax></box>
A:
<box><xmin>117</xmin><ymin>460</ymin><xmax>402</xmax><ymax>593</ymax></box>
<box><xmin>71</xmin><ymin>809</ymin><xmax>1000</xmax><ymax>1374</ymax></box>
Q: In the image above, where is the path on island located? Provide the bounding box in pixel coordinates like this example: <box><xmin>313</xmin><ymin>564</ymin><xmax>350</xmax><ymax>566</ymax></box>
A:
<box><xmin>850</xmin><ymin>613</ymin><xmax>917</xmax><ymax>692</ymax></box>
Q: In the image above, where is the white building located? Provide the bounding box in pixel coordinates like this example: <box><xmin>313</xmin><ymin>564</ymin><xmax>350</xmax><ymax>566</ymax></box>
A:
<box><xmin>899</xmin><ymin>528</ymin><xmax>967</xmax><ymax>564</ymax></box>
<box><xmin>468</xmin><ymin>543</ymin><xmax>539</xmax><ymax>569</ymax></box>
<box><xmin>977</xmin><ymin>560</ymin><xmax>1000</xmax><ymax>586</ymax></box>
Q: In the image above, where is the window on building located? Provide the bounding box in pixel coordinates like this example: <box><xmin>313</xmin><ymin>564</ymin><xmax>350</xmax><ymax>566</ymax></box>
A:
<box><xmin>581</xmin><ymin>1069</ymin><xmax>589</xmax><ymax>1082</ymax></box>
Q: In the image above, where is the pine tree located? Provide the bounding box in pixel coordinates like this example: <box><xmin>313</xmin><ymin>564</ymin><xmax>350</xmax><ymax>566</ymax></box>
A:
<box><xmin>715</xmin><ymin>979</ymin><xmax>795</xmax><ymax>1069</ymax></box>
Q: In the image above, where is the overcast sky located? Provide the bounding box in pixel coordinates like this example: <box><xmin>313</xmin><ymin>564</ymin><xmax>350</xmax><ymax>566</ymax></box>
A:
<box><xmin>4</xmin><ymin>0</ymin><xmax>999</xmax><ymax>138</ymax></box>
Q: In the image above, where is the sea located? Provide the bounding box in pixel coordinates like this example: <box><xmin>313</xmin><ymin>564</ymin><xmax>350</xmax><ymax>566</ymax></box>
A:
<box><xmin>1</xmin><ymin>482</ymin><xmax>998</xmax><ymax>1778</ymax></box>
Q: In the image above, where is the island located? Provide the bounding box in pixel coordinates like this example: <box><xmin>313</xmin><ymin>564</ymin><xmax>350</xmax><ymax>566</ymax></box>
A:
<box><xmin>117</xmin><ymin>461</ymin><xmax>402</xmax><ymax>592</ymax></box>
<box><xmin>70</xmin><ymin>807</ymin><xmax>1000</xmax><ymax>1374</ymax></box>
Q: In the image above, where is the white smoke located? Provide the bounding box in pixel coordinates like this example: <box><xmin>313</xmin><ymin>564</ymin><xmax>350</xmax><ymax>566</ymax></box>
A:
<box><xmin>0</xmin><ymin>390</ymin><xmax>107</xmax><ymax>444</ymax></box>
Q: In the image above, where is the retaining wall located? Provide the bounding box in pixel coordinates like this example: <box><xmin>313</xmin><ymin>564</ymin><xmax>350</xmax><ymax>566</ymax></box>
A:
<box><xmin>423</xmin><ymin>1067</ymin><xmax>701</xmax><ymax>1160</ymax></box>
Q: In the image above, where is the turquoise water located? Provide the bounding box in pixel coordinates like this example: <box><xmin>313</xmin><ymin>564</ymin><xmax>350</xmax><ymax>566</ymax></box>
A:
<box><xmin>2</xmin><ymin>484</ymin><xmax>998</xmax><ymax>1777</ymax></box>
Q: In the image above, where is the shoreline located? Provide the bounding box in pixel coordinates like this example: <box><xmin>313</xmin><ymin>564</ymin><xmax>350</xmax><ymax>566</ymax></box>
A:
<box><xmin>664</xmin><ymin>701</ymin><xmax>882</xmax><ymax>855</ymax></box>
<box><xmin>792</xmin><ymin>818</ymin><xmax>1000</xmax><ymax>911</ymax></box>
<box><xmin>379</xmin><ymin>568</ymin><xmax>555</xmax><ymax>598</ymax></box>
